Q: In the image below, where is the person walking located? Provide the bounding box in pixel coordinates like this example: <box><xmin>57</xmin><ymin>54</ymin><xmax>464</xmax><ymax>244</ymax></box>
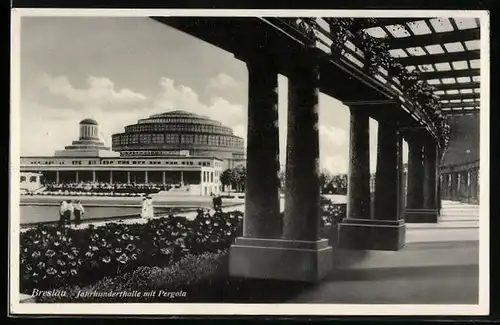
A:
<box><xmin>73</xmin><ymin>200</ymin><xmax>84</xmax><ymax>227</ymax></box>
<box><xmin>212</xmin><ymin>194</ymin><xmax>217</xmax><ymax>210</ymax></box>
<box><xmin>141</xmin><ymin>197</ymin><xmax>149</xmax><ymax>220</ymax></box>
<box><xmin>65</xmin><ymin>200</ymin><xmax>74</xmax><ymax>227</ymax></box>
<box><xmin>146</xmin><ymin>195</ymin><xmax>154</xmax><ymax>219</ymax></box>
<box><xmin>58</xmin><ymin>200</ymin><xmax>68</xmax><ymax>227</ymax></box>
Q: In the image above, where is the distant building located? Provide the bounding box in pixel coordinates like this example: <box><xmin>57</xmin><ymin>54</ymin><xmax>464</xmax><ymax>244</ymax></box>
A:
<box><xmin>111</xmin><ymin>110</ymin><xmax>246</xmax><ymax>169</ymax></box>
<box><xmin>20</xmin><ymin>111</ymin><xmax>247</xmax><ymax>196</ymax></box>
<box><xmin>19</xmin><ymin>172</ymin><xmax>43</xmax><ymax>192</ymax></box>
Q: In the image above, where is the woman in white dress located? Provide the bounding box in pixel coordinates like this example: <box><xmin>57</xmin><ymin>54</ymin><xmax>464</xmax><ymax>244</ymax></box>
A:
<box><xmin>146</xmin><ymin>195</ymin><xmax>154</xmax><ymax>219</ymax></box>
<box><xmin>141</xmin><ymin>197</ymin><xmax>149</xmax><ymax>220</ymax></box>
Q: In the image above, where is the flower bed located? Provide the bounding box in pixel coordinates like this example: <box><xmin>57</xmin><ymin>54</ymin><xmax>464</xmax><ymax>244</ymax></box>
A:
<box><xmin>20</xmin><ymin>210</ymin><xmax>243</xmax><ymax>294</ymax></box>
<box><xmin>20</xmin><ymin>197</ymin><xmax>345</xmax><ymax>297</ymax></box>
<box><xmin>35</xmin><ymin>250</ymin><xmax>228</xmax><ymax>303</ymax></box>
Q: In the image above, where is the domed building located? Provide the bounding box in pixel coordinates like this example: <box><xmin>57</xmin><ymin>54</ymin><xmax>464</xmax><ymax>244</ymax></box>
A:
<box><xmin>111</xmin><ymin>110</ymin><xmax>245</xmax><ymax>167</ymax></box>
<box><xmin>20</xmin><ymin>112</ymin><xmax>246</xmax><ymax>196</ymax></box>
<box><xmin>54</xmin><ymin>118</ymin><xmax>119</xmax><ymax>157</ymax></box>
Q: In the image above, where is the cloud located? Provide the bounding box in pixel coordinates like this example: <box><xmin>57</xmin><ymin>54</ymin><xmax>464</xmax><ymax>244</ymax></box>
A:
<box><xmin>319</xmin><ymin>125</ymin><xmax>348</xmax><ymax>147</ymax></box>
<box><xmin>37</xmin><ymin>74</ymin><xmax>147</xmax><ymax>108</ymax></box>
<box><xmin>321</xmin><ymin>155</ymin><xmax>348</xmax><ymax>175</ymax></box>
<box><xmin>206</xmin><ymin>73</ymin><xmax>239</xmax><ymax>92</ymax></box>
<box><xmin>155</xmin><ymin>77</ymin><xmax>246</xmax><ymax>133</ymax></box>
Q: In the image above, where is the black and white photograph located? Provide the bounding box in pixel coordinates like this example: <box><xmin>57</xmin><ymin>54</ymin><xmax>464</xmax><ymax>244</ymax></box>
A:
<box><xmin>9</xmin><ymin>9</ymin><xmax>489</xmax><ymax>316</ymax></box>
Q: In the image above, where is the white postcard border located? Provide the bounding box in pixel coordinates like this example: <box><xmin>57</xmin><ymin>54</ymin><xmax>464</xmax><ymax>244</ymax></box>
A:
<box><xmin>9</xmin><ymin>8</ymin><xmax>490</xmax><ymax>316</ymax></box>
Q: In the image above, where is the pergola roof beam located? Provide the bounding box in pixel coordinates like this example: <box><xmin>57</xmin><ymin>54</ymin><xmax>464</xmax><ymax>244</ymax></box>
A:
<box><xmin>439</xmin><ymin>93</ymin><xmax>480</xmax><ymax>101</ymax></box>
<box><xmin>398</xmin><ymin>50</ymin><xmax>480</xmax><ymax>66</ymax></box>
<box><xmin>442</xmin><ymin>108</ymin><xmax>480</xmax><ymax>115</ymax></box>
<box><xmin>434</xmin><ymin>82</ymin><xmax>480</xmax><ymax>91</ymax></box>
<box><xmin>441</xmin><ymin>102</ymin><xmax>480</xmax><ymax>109</ymax></box>
<box><xmin>420</xmin><ymin>68</ymin><xmax>480</xmax><ymax>79</ymax></box>
<box><xmin>386</xmin><ymin>27</ymin><xmax>480</xmax><ymax>49</ymax></box>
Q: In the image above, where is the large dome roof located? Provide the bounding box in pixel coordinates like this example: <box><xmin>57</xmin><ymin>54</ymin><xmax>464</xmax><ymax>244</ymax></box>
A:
<box><xmin>79</xmin><ymin>118</ymin><xmax>98</xmax><ymax>125</ymax></box>
<box><xmin>149</xmin><ymin>110</ymin><xmax>211</xmax><ymax>120</ymax></box>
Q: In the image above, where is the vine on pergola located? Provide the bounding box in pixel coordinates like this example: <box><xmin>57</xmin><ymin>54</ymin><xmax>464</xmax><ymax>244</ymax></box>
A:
<box><xmin>324</xmin><ymin>18</ymin><xmax>451</xmax><ymax>149</ymax></box>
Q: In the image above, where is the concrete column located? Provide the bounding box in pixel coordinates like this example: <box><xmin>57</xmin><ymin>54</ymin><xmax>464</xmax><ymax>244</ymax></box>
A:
<box><xmin>145</xmin><ymin>171</ymin><xmax>148</xmax><ymax>184</ymax></box>
<box><xmin>461</xmin><ymin>171</ymin><xmax>468</xmax><ymax>199</ymax></box>
<box><xmin>398</xmin><ymin>138</ymin><xmax>406</xmax><ymax>218</ymax></box>
<box><xmin>92</xmin><ymin>170</ymin><xmax>96</xmax><ymax>182</ymax></box>
<box><xmin>283</xmin><ymin>48</ymin><xmax>321</xmax><ymax>242</ymax></box>
<box><xmin>127</xmin><ymin>171</ymin><xmax>130</xmax><ymax>184</ymax></box>
<box><xmin>423</xmin><ymin>140</ymin><xmax>438</xmax><ymax>210</ymax></box>
<box><xmin>339</xmin><ymin>117</ymin><xmax>405</xmax><ymax>251</ymax></box>
<box><xmin>406</xmin><ymin>136</ymin><xmax>424</xmax><ymax>209</ymax></box>
<box><xmin>180</xmin><ymin>171</ymin><xmax>184</xmax><ymax>186</ymax></box>
<box><xmin>162</xmin><ymin>171</ymin><xmax>166</xmax><ymax>185</ymax></box>
<box><xmin>75</xmin><ymin>171</ymin><xmax>79</xmax><ymax>182</ymax></box>
<box><xmin>374</xmin><ymin>122</ymin><xmax>400</xmax><ymax>221</ymax></box>
<box><xmin>109</xmin><ymin>171</ymin><xmax>113</xmax><ymax>184</ymax></box>
<box><xmin>450</xmin><ymin>172</ymin><xmax>458</xmax><ymax>201</ymax></box>
<box><xmin>56</xmin><ymin>171</ymin><xmax>60</xmax><ymax>184</ymax></box>
<box><xmin>230</xmin><ymin>46</ymin><xmax>331</xmax><ymax>282</ymax></box>
<box><xmin>344</xmin><ymin>107</ymin><xmax>371</xmax><ymax>221</ymax></box>
<box><xmin>471</xmin><ymin>169</ymin><xmax>478</xmax><ymax>200</ymax></box>
<box><xmin>405</xmin><ymin>132</ymin><xmax>437</xmax><ymax>223</ymax></box>
<box><xmin>241</xmin><ymin>55</ymin><xmax>280</xmax><ymax>239</ymax></box>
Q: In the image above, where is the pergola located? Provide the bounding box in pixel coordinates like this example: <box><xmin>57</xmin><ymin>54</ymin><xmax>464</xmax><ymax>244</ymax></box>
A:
<box><xmin>359</xmin><ymin>18</ymin><xmax>481</xmax><ymax>117</ymax></box>
<box><xmin>154</xmin><ymin>16</ymin><xmax>482</xmax><ymax>282</ymax></box>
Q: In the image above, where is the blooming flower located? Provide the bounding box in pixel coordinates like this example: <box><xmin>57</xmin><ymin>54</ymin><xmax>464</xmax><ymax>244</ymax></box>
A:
<box><xmin>57</xmin><ymin>259</ymin><xmax>66</xmax><ymax>266</ymax></box>
<box><xmin>102</xmin><ymin>256</ymin><xmax>111</xmax><ymax>263</ymax></box>
<box><xmin>117</xmin><ymin>253</ymin><xmax>129</xmax><ymax>264</ymax></box>
<box><xmin>70</xmin><ymin>269</ymin><xmax>78</xmax><ymax>276</ymax></box>
<box><xmin>115</xmin><ymin>247</ymin><xmax>122</xmax><ymax>254</ymax></box>
<box><xmin>125</xmin><ymin>244</ymin><xmax>135</xmax><ymax>252</ymax></box>
<box><xmin>121</xmin><ymin>234</ymin><xmax>130</xmax><ymax>240</ymax></box>
<box><xmin>45</xmin><ymin>249</ymin><xmax>56</xmax><ymax>258</ymax></box>
<box><xmin>32</xmin><ymin>251</ymin><xmax>41</xmax><ymax>258</ymax></box>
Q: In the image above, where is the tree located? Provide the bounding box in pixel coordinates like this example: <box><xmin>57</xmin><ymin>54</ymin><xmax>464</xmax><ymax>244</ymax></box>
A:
<box><xmin>232</xmin><ymin>165</ymin><xmax>246</xmax><ymax>192</ymax></box>
<box><xmin>220</xmin><ymin>169</ymin><xmax>232</xmax><ymax>194</ymax></box>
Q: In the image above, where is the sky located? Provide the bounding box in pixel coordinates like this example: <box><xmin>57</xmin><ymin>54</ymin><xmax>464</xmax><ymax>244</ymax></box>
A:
<box><xmin>19</xmin><ymin>16</ymin><xmax>409</xmax><ymax>174</ymax></box>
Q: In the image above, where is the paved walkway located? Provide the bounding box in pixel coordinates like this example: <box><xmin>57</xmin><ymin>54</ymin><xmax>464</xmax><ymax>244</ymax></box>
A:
<box><xmin>287</xmin><ymin>200</ymin><xmax>481</xmax><ymax>304</ymax></box>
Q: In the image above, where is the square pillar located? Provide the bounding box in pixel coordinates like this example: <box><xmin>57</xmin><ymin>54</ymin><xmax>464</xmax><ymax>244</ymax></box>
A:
<box><xmin>56</xmin><ymin>171</ymin><xmax>60</xmax><ymax>184</ymax></box>
<box><xmin>92</xmin><ymin>170</ymin><xmax>96</xmax><ymax>182</ymax></box>
<box><xmin>404</xmin><ymin>130</ymin><xmax>432</xmax><ymax>223</ymax></box>
<box><xmin>340</xmin><ymin>118</ymin><xmax>405</xmax><ymax>251</ymax></box>
<box><xmin>450</xmin><ymin>172</ymin><xmax>459</xmax><ymax>201</ymax></box>
<box><xmin>75</xmin><ymin>171</ymin><xmax>79</xmax><ymax>182</ymax></box>
<box><xmin>230</xmin><ymin>46</ymin><xmax>332</xmax><ymax>282</ymax></box>
<box><xmin>337</xmin><ymin>106</ymin><xmax>373</xmax><ymax>248</ymax></box>
<box><xmin>127</xmin><ymin>171</ymin><xmax>130</xmax><ymax>184</ymax></box>
<box><xmin>420</xmin><ymin>138</ymin><xmax>439</xmax><ymax>222</ymax></box>
<box><xmin>442</xmin><ymin>173</ymin><xmax>449</xmax><ymax>199</ymax></box>
<box><xmin>145</xmin><ymin>171</ymin><xmax>148</xmax><ymax>184</ymax></box>
<box><xmin>162</xmin><ymin>171</ymin><xmax>166</xmax><ymax>185</ymax></box>
<box><xmin>109</xmin><ymin>171</ymin><xmax>113</xmax><ymax>184</ymax></box>
<box><xmin>180</xmin><ymin>171</ymin><xmax>184</xmax><ymax>186</ymax></box>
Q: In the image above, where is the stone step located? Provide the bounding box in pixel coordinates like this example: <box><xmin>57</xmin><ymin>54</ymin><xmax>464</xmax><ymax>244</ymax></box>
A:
<box><xmin>407</xmin><ymin>221</ymin><xmax>479</xmax><ymax>229</ymax></box>
<box><xmin>440</xmin><ymin>214</ymin><xmax>479</xmax><ymax>219</ymax></box>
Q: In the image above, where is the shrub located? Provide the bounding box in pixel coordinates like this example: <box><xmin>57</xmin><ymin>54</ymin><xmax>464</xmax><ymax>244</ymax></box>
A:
<box><xmin>320</xmin><ymin>196</ymin><xmax>346</xmax><ymax>227</ymax></box>
<box><xmin>20</xmin><ymin>210</ymin><xmax>243</xmax><ymax>294</ymax></box>
<box><xmin>36</xmin><ymin>250</ymin><xmax>228</xmax><ymax>303</ymax></box>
